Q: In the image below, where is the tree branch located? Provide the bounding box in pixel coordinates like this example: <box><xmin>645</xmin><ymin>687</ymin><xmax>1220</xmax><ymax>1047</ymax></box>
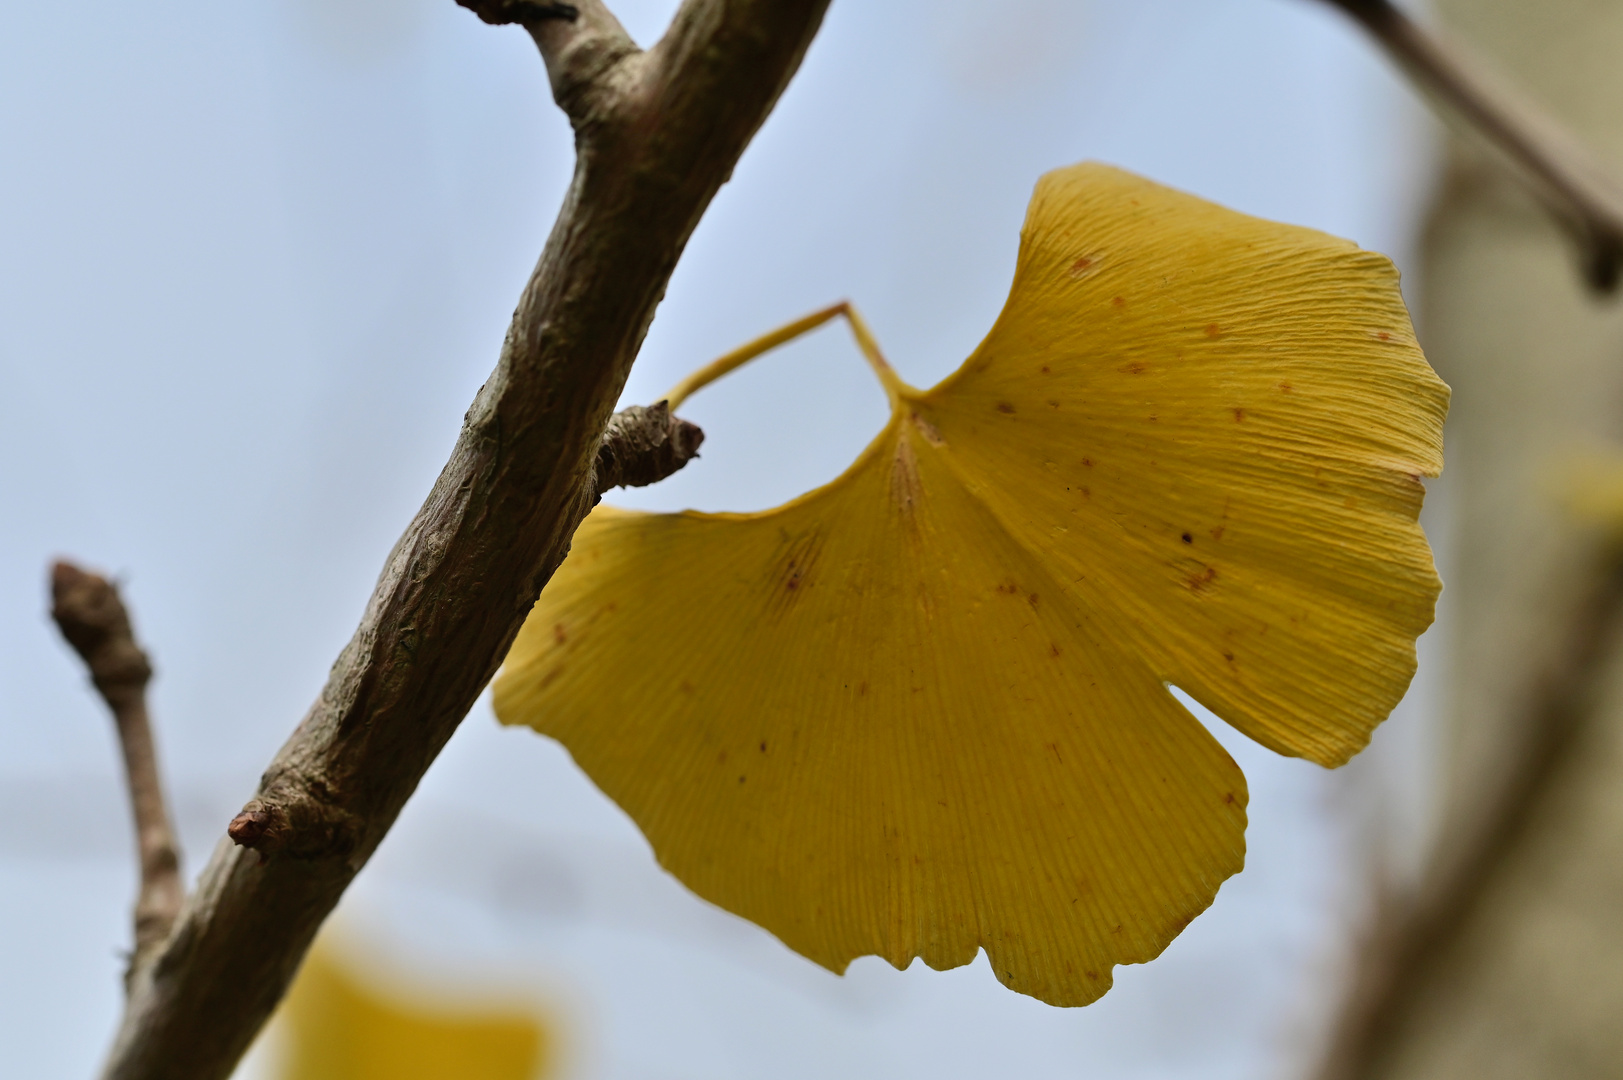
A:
<box><xmin>1321</xmin><ymin>0</ymin><xmax>1623</xmax><ymax>291</ymax></box>
<box><xmin>1314</xmin><ymin>550</ymin><xmax>1623</xmax><ymax>1080</ymax></box>
<box><xmin>50</xmin><ymin>563</ymin><xmax>184</xmax><ymax>987</ymax></box>
<box><xmin>225</xmin><ymin>396</ymin><xmax>702</xmax><ymax>857</ymax></box>
<box><xmin>95</xmin><ymin>1</ymin><xmax>825</xmax><ymax>1076</ymax></box>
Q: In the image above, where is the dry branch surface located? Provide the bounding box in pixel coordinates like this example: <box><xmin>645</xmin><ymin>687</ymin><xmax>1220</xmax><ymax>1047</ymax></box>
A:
<box><xmin>93</xmin><ymin>3</ymin><xmax>826</xmax><ymax>1077</ymax></box>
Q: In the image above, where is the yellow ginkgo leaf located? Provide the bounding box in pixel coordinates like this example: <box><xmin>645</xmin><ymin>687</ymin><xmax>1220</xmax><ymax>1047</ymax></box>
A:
<box><xmin>495</xmin><ymin>162</ymin><xmax>1447</xmax><ymax>1007</ymax></box>
<box><xmin>276</xmin><ymin>942</ymin><xmax>550</xmax><ymax>1080</ymax></box>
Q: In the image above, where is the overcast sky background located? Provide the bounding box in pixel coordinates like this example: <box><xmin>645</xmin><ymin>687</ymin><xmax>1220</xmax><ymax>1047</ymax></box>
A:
<box><xmin>0</xmin><ymin>1</ymin><xmax>1442</xmax><ymax>1077</ymax></box>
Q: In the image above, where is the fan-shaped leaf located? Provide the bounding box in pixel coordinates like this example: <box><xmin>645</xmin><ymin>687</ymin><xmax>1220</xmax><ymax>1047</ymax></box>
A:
<box><xmin>495</xmin><ymin>162</ymin><xmax>1447</xmax><ymax>1006</ymax></box>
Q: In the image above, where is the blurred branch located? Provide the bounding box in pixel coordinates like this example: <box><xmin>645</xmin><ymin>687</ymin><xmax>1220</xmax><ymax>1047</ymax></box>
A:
<box><xmin>49</xmin><ymin>562</ymin><xmax>185</xmax><ymax>986</ymax></box>
<box><xmin>94</xmin><ymin>1</ymin><xmax>825</xmax><ymax>1077</ymax></box>
<box><xmin>1315</xmin><ymin>550</ymin><xmax>1623</xmax><ymax>1080</ymax></box>
<box><xmin>1322</xmin><ymin>0</ymin><xmax>1623</xmax><ymax>291</ymax></box>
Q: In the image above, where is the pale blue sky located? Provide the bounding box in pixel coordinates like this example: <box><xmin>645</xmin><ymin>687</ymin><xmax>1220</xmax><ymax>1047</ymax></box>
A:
<box><xmin>0</xmin><ymin>1</ymin><xmax>1439</xmax><ymax>1077</ymax></box>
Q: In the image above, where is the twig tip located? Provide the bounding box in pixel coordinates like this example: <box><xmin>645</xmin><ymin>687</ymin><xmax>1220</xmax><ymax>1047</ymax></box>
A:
<box><xmin>456</xmin><ymin>0</ymin><xmax>579</xmax><ymax>26</ymax></box>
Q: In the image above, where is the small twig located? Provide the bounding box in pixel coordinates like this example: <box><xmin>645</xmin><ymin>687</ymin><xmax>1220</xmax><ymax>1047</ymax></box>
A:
<box><xmin>456</xmin><ymin>0</ymin><xmax>580</xmax><ymax>25</ymax></box>
<box><xmin>592</xmin><ymin>401</ymin><xmax>704</xmax><ymax>499</ymax></box>
<box><xmin>1321</xmin><ymin>0</ymin><xmax>1623</xmax><ymax>291</ymax></box>
<box><xmin>49</xmin><ymin>562</ymin><xmax>184</xmax><ymax>986</ymax></box>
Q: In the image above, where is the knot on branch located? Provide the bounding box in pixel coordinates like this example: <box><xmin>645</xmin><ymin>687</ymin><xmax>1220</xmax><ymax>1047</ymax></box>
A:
<box><xmin>226</xmin><ymin>806</ymin><xmax>286</xmax><ymax>851</ymax></box>
<box><xmin>594</xmin><ymin>402</ymin><xmax>704</xmax><ymax>500</ymax></box>
<box><xmin>50</xmin><ymin>562</ymin><xmax>152</xmax><ymax>700</ymax></box>
<box><xmin>456</xmin><ymin>0</ymin><xmax>578</xmax><ymax>25</ymax></box>
<box><xmin>228</xmin><ymin>781</ymin><xmax>362</xmax><ymax>863</ymax></box>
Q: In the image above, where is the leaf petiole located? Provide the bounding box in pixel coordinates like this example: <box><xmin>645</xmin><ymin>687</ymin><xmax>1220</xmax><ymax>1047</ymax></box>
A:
<box><xmin>662</xmin><ymin>301</ymin><xmax>908</xmax><ymax>411</ymax></box>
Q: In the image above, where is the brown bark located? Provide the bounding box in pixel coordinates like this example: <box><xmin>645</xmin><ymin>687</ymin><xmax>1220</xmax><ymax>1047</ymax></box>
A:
<box><xmin>49</xmin><ymin>563</ymin><xmax>185</xmax><ymax>986</ymax></box>
<box><xmin>92</xmin><ymin>2</ymin><xmax>826</xmax><ymax>1077</ymax></box>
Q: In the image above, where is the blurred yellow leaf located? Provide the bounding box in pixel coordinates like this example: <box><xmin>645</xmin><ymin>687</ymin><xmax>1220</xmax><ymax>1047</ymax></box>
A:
<box><xmin>277</xmin><ymin>943</ymin><xmax>549</xmax><ymax>1080</ymax></box>
<box><xmin>495</xmin><ymin>162</ymin><xmax>1447</xmax><ymax>1006</ymax></box>
<box><xmin>1559</xmin><ymin>448</ymin><xmax>1623</xmax><ymax>529</ymax></box>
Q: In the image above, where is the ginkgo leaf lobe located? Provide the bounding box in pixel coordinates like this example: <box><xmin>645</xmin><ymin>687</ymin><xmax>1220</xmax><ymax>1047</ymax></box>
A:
<box><xmin>495</xmin><ymin>162</ymin><xmax>1447</xmax><ymax>1007</ymax></box>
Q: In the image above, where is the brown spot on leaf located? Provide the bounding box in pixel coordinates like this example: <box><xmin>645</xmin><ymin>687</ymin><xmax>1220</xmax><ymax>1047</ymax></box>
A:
<box><xmin>1027</xmin><ymin>593</ymin><xmax>1040</xmax><ymax>608</ymax></box>
<box><xmin>552</xmin><ymin>623</ymin><xmax>567</xmax><ymax>645</ymax></box>
<box><xmin>1181</xmin><ymin>532</ymin><xmax>1193</xmax><ymax>544</ymax></box>
<box><xmin>858</xmin><ymin>681</ymin><xmax>869</xmax><ymax>697</ymax></box>
<box><xmin>1278</xmin><ymin>380</ymin><xmax>1293</xmax><ymax>393</ymax></box>
<box><xmin>1204</xmin><ymin>323</ymin><xmax>1223</xmax><ymax>338</ymax></box>
<box><xmin>1111</xmin><ymin>295</ymin><xmax>1126</xmax><ymax>308</ymax></box>
<box><xmin>1186</xmin><ymin>566</ymin><xmax>1219</xmax><ymax>593</ymax></box>
<box><xmin>1040</xmin><ymin>365</ymin><xmax>1051</xmax><ymax>374</ymax></box>
<box><xmin>767</xmin><ymin>529</ymin><xmax>824</xmax><ymax>616</ymax></box>
<box><xmin>1120</xmin><ymin>360</ymin><xmax>1146</xmax><ymax>375</ymax></box>
<box><xmin>1068</xmin><ymin>254</ymin><xmax>1102</xmax><ymax>278</ymax></box>
<box><xmin>996</xmin><ymin>402</ymin><xmax>1016</xmax><ymax>414</ymax></box>
<box><xmin>1233</xmin><ymin>408</ymin><xmax>1245</xmax><ymax>422</ymax></box>
<box><xmin>1210</xmin><ymin>526</ymin><xmax>1225</xmax><ymax>541</ymax></box>
<box><xmin>1050</xmin><ymin>643</ymin><xmax>1061</xmax><ymax>658</ymax></box>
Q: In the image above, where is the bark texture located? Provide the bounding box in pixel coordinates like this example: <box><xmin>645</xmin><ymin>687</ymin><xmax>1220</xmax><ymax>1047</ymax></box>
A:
<box><xmin>95</xmin><ymin>3</ymin><xmax>826</xmax><ymax>1077</ymax></box>
<box><xmin>49</xmin><ymin>563</ymin><xmax>184</xmax><ymax>985</ymax></box>
<box><xmin>593</xmin><ymin>402</ymin><xmax>703</xmax><ymax>497</ymax></box>
<box><xmin>1320</xmin><ymin>2</ymin><xmax>1623</xmax><ymax>1076</ymax></box>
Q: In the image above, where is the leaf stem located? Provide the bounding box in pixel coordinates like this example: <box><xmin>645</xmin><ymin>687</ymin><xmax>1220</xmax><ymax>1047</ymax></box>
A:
<box><xmin>663</xmin><ymin>301</ymin><xmax>908</xmax><ymax>410</ymax></box>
